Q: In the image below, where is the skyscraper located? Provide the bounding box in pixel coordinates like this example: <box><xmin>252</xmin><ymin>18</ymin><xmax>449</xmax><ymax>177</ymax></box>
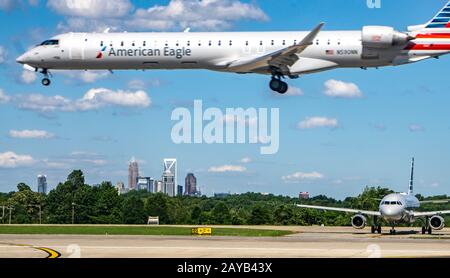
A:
<box><xmin>162</xmin><ymin>170</ymin><xmax>175</xmax><ymax>197</ymax></box>
<box><xmin>185</xmin><ymin>173</ymin><xmax>197</xmax><ymax>196</ymax></box>
<box><xmin>37</xmin><ymin>175</ymin><xmax>47</xmax><ymax>195</ymax></box>
<box><xmin>163</xmin><ymin>159</ymin><xmax>177</xmax><ymax>197</ymax></box>
<box><xmin>128</xmin><ymin>157</ymin><xmax>139</xmax><ymax>190</ymax></box>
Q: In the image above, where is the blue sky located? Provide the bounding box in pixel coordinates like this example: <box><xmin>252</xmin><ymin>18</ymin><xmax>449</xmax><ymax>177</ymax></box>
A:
<box><xmin>0</xmin><ymin>0</ymin><xmax>449</xmax><ymax>199</ymax></box>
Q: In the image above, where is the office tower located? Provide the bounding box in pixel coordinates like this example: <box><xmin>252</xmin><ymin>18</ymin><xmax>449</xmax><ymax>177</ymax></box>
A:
<box><xmin>299</xmin><ymin>192</ymin><xmax>310</xmax><ymax>200</ymax></box>
<box><xmin>185</xmin><ymin>173</ymin><xmax>197</xmax><ymax>196</ymax></box>
<box><xmin>163</xmin><ymin>159</ymin><xmax>177</xmax><ymax>197</ymax></box>
<box><xmin>128</xmin><ymin>157</ymin><xmax>139</xmax><ymax>190</ymax></box>
<box><xmin>177</xmin><ymin>185</ymin><xmax>183</xmax><ymax>196</ymax></box>
<box><xmin>116</xmin><ymin>182</ymin><xmax>128</xmax><ymax>195</ymax></box>
<box><xmin>162</xmin><ymin>170</ymin><xmax>175</xmax><ymax>197</ymax></box>
<box><xmin>156</xmin><ymin>180</ymin><xmax>163</xmax><ymax>193</ymax></box>
<box><xmin>136</xmin><ymin>177</ymin><xmax>155</xmax><ymax>192</ymax></box>
<box><xmin>37</xmin><ymin>175</ymin><xmax>47</xmax><ymax>194</ymax></box>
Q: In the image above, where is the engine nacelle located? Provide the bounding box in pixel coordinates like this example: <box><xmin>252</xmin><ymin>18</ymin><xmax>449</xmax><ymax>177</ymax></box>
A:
<box><xmin>362</xmin><ymin>26</ymin><xmax>411</xmax><ymax>48</ymax></box>
<box><xmin>351</xmin><ymin>214</ymin><xmax>367</xmax><ymax>229</ymax></box>
<box><xmin>429</xmin><ymin>215</ymin><xmax>445</xmax><ymax>230</ymax></box>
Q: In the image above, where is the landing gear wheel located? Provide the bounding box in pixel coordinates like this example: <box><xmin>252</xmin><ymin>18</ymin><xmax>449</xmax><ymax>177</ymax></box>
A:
<box><xmin>422</xmin><ymin>227</ymin><xmax>426</xmax><ymax>235</ymax></box>
<box><xmin>428</xmin><ymin>227</ymin><xmax>432</xmax><ymax>235</ymax></box>
<box><xmin>269</xmin><ymin>78</ymin><xmax>288</xmax><ymax>94</ymax></box>
<box><xmin>371</xmin><ymin>226</ymin><xmax>375</xmax><ymax>234</ymax></box>
<box><xmin>279</xmin><ymin>81</ymin><xmax>288</xmax><ymax>94</ymax></box>
<box><xmin>42</xmin><ymin>78</ymin><xmax>51</xmax><ymax>86</ymax></box>
<box><xmin>390</xmin><ymin>229</ymin><xmax>396</xmax><ymax>235</ymax></box>
<box><xmin>377</xmin><ymin>225</ymin><xmax>382</xmax><ymax>234</ymax></box>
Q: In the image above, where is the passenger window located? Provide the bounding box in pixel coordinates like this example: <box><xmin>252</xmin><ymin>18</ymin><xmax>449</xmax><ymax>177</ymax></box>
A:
<box><xmin>176</xmin><ymin>41</ymin><xmax>179</xmax><ymax>47</ymax></box>
<box><xmin>143</xmin><ymin>41</ymin><xmax>146</xmax><ymax>47</ymax></box>
<box><xmin>282</xmin><ymin>40</ymin><xmax>286</xmax><ymax>46</ymax></box>
<box><xmin>260</xmin><ymin>41</ymin><xmax>263</xmax><ymax>46</ymax></box>
<box><xmin>100</xmin><ymin>41</ymin><xmax>104</xmax><ymax>47</ymax></box>
<box><xmin>187</xmin><ymin>41</ymin><xmax>190</xmax><ymax>46</ymax></box>
<box><xmin>218</xmin><ymin>40</ymin><xmax>221</xmax><ymax>46</ymax></box>
<box><xmin>229</xmin><ymin>40</ymin><xmax>232</xmax><ymax>46</ymax></box>
<box><xmin>271</xmin><ymin>40</ymin><xmax>274</xmax><ymax>46</ymax></box>
<box><xmin>208</xmin><ymin>41</ymin><xmax>212</xmax><ymax>46</ymax></box>
<box><xmin>121</xmin><ymin>41</ymin><xmax>124</xmax><ymax>47</ymax></box>
<box><xmin>245</xmin><ymin>41</ymin><xmax>248</xmax><ymax>46</ymax></box>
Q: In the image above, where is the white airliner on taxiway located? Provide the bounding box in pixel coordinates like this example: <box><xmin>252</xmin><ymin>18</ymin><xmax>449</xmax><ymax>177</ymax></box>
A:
<box><xmin>297</xmin><ymin>158</ymin><xmax>450</xmax><ymax>235</ymax></box>
<box><xmin>16</xmin><ymin>1</ymin><xmax>450</xmax><ymax>94</ymax></box>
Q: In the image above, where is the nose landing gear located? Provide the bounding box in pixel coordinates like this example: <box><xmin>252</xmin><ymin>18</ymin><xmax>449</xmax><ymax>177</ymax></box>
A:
<box><xmin>269</xmin><ymin>75</ymin><xmax>289</xmax><ymax>94</ymax></box>
<box><xmin>40</xmin><ymin>69</ymin><xmax>51</xmax><ymax>86</ymax></box>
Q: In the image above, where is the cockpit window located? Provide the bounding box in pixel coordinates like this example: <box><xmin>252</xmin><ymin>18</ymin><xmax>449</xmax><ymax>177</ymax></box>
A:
<box><xmin>390</xmin><ymin>201</ymin><xmax>397</xmax><ymax>205</ymax></box>
<box><xmin>40</xmin><ymin>40</ymin><xmax>59</xmax><ymax>46</ymax></box>
<box><xmin>397</xmin><ymin>201</ymin><xmax>402</xmax><ymax>205</ymax></box>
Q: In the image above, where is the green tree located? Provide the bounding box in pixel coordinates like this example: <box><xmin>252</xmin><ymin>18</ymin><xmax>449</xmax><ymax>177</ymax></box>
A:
<box><xmin>211</xmin><ymin>202</ymin><xmax>231</xmax><ymax>224</ymax></box>
<box><xmin>249</xmin><ymin>205</ymin><xmax>271</xmax><ymax>225</ymax></box>
<box><xmin>122</xmin><ymin>195</ymin><xmax>146</xmax><ymax>224</ymax></box>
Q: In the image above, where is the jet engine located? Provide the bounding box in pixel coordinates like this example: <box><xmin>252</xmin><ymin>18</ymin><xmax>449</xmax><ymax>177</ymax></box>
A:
<box><xmin>362</xmin><ymin>26</ymin><xmax>413</xmax><ymax>48</ymax></box>
<box><xmin>429</xmin><ymin>215</ymin><xmax>445</xmax><ymax>230</ymax></box>
<box><xmin>351</xmin><ymin>214</ymin><xmax>367</xmax><ymax>229</ymax></box>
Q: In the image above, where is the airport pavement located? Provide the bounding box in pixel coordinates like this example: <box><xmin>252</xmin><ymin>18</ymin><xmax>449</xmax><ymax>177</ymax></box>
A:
<box><xmin>0</xmin><ymin>226</ymin><xmax>449</xmax><ymax>258</ymax></box>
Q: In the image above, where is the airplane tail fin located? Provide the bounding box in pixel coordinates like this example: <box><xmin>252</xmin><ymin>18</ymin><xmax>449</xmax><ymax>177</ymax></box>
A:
<box><xmin>418</xmin><ymin>1</ymin><xmax>450</xmax><ymax>30</ymax></box>
<box><xmin>408</xmin><ymin>158</ymin><xmax>414</xmax><ymax>195</ymax></box>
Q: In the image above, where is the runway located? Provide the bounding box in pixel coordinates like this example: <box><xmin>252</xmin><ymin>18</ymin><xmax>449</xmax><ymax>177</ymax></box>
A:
<box><xmin>1</xmin><ymin>226</ymin><xmax>449</xmax><ymax>258</ymax></box>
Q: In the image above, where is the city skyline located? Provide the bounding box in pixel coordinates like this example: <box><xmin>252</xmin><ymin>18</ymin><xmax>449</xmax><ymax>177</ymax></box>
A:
<box><xmin>0</xmin><ymin>1</ymin><xmax>449</xmax><ymax>199</ymax></box>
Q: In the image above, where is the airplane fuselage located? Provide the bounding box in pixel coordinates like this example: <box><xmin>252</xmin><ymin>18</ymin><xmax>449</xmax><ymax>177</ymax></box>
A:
<box><xmin>17</xmin><ymin>30</ymin><xmax>449</xmax><ymax>74</ymax></box>
<box><xmin>379</xmin><ymin>193</ymin><xmax>420</xmax><ymax>222</ymax></box>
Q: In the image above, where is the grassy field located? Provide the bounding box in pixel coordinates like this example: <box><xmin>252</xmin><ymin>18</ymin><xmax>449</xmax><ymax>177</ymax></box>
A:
<box><xmin>0</xmin><ymin>225</ymin><xmax>293</xmax><ymax>237</ymax></box>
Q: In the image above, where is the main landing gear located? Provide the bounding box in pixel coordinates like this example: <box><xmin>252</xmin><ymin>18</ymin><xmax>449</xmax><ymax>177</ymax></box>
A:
<box><xmin>371</xmin><ymin>225</ymin><xmax>382</xmax><ymax>234</ymax></box>
<box><xmin>371</xmin><ymin>217</ymin><xmax>382</xmax><ymax>234</ymax></box>
<box><xmin>422</xmin><ymin>217</ymin><xmax>433</xmax><ymax>235</ymax></box>
<box><xmin>40</xmin><ymin>69</ymin><xmax>51</xmax><ymax>86</ymax></box>
<box><xmin>269</xmin><ymin>76</ymin><xmax>288</xmax><ymax>94</ymax></box>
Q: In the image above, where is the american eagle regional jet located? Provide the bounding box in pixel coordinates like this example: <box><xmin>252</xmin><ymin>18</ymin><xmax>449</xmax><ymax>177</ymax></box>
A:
<box><xmin>16</xmin><ymin>1</ymin><xmax>450</xmax><ymax>94</ymax></box>
<box><xmin>297</xmin><ymin>159</ymin><xmax>450</xmax><ymax>235</ymax></box>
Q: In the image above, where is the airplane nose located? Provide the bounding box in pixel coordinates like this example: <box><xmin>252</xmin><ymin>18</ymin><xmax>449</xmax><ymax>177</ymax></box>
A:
<box><xmin>381</xmin><ymin>207</ymin><xmax>403</xmax><ymax>221</ymax></box>
<box><xmin>16</xmin><ymin>54</ymin><xmax>27</xmax><ymax>64</ymax></box>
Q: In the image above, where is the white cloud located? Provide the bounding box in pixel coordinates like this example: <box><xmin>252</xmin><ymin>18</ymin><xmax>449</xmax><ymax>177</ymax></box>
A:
<box><xmin>324</xmin><ymin>79</ymin><xmax>363</xmax><ymax>98</ymax></box>
<box><xmin>0</xmin><ymin>151</ymin><xmax>35</xmax><ymax>168</ymax></box>
<box><xmin>18</xmin><ymin>88</ymin><xmax>151</xmax><ymax>113</ymax></box>
<box><xmin>208</xmin><ymin>165</ymin><xmax>247</xmax><ymax>173</ymax></box>
<box><xmin>282</xmin><ymin>171</ymin><xmax>324</xmax><ymax>183</ymax></box>
<box><xmin>0</xmin><ymin>89</ymin><xmax>11</xmax><ymax>103</ymax></box>
<box><xmin>298</xmin><ymin>117</ymin><xmax>339</xmax><ymax>130</ymax></box>
<box><xmin>0</xmin><ymin>0</ymin><xmax>14</xmax><ymax>10</ymax></box>
<box><xmin>0</xmin><ymin>46</ymin><xmax>6</xmax><ymax>64</ymax></box>
<box><xmin>20</xmin><ymin>70</ymin><xmax>37</xmax><ymax>84</ymax></box>
<box><xmin>58</xmin><ymin>70</ymin><xmax>111</xmax><ymax>83</ymax></box>
<box><xmin>239</xmin><ymin>157</ymin><xmax>252</xmax><ymax>164</ymax></box>
<box><xmin>409</xmin><ymin>124</ymin><xmax>425</xmax><ymax>132</ymax></box>
<box><xmin>47</xmin><ymin>0</ymin><xmax>132</xmax><ymax>18</ymax></box>
<box><xmin>9</xmin><ymin>129</ymin><xmax>55</xmax><ymax>139</ymax></box>
<box><xmin>0</xmin><ymin>0</ymin><xmax>38</xmax><ymax>10</ymax></box>
<box><xmin>52</xmin><ymin>0</ymin><xmax>269</xmax><ymax>32</ymax></box>
<box><xmin>127</xmin><ymin>0</ymin><xmax>269</xmax><ymax>31</ymax></box>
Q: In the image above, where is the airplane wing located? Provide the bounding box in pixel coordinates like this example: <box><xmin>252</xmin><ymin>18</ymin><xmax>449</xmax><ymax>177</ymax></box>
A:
<box><xmin>227</xmin><ymin>23</ymin><xmax>325</xmax><ymax>73</ymax></box>
<box><xmin>420</xmin><ymin>199</ymin><xmax>450</xmax><ymax>204</ymax></box>
<box><xmin>296</xmin><ymin>204</ymin><xmax>381</xmax><ymax>216</ymax></box>
<box><xmin>412</xmin><ymin>210</ymin><xmax>450</xmax><ymax>217</ymax></box>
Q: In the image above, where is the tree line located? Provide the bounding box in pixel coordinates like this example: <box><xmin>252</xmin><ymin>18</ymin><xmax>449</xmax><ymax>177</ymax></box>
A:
<box><xmin>1</xmin><ymin>170</ymin><xmax>449</xmax><ymax>226</ymax></box>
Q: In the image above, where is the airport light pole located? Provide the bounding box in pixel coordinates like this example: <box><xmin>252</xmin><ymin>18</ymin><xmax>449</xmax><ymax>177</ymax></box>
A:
<box><xmin>8</xmin><ymin>206</ymin><xmax>13</xmax><ymax>224</ymax></box>
<box><xmin>72</xmin><ymin>202</ymin><xmax>75</xmax><ymax>224</ymax></box>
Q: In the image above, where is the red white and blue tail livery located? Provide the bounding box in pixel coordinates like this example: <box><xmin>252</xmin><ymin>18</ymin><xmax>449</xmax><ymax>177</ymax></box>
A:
<box><xmin>16</xmin><ymin>1</ymin><xmax>450</xmax><ymax>94</ymax></box>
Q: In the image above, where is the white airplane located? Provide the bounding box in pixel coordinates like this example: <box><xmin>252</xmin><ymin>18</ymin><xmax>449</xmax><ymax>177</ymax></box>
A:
<box><xmin>16</xmin><ymin>1</ymin><xmax>450</xmax><ymax>94</ymax></box>
<box><xmin>297</xmin><ymin>158</ymin><xmax>450</xmax><ymax>235</ymax></box>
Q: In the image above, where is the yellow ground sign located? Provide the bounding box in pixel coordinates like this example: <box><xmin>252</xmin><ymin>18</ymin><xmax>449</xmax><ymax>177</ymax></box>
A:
<box><xmin>191</xmin><ymin>227</ymin><xmax>212</xmax><ymax>236</ymax></box>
